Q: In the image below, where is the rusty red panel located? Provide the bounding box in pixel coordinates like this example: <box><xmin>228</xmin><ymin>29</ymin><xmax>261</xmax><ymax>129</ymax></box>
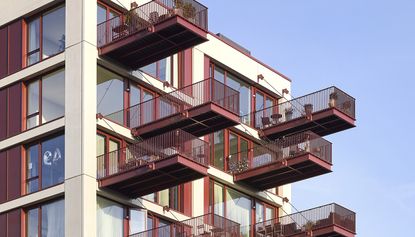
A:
<box><xmin>7</xmin><ymin>83</ymin><xmax>22</xmax><ymax>137</ymax></box>
<box><xmin>0</xmin><ymin>27</ymin><xmax>7</xmax><ymax>79</ymax></box>
<box><xmin>0</xmin><ymin>89</ymin><xmax>7</xmax><ymax>140</ymax></box>
<box><xmin>7</xmin><ymin>146</ymin><xmax>21</xmax><ymax>200</ymax></box>
<box><xmin>183</xmin><ymin>49</ymin><xmax>193</xmax><ymax>87</ymax></box>
<box><xmin>7</xmin><ymin>209</ymin><xmax>21</xmax><ymax>237</ymax></box>
<box><xmin>183</xmin><ymin>182</ymin><xmax>192</xmax><ymax>216</ymax></box>
<box><xmin>0</xmin><ymin>151</ymin><xmax>6</xmax><ymax>204</ymax></box>
<box><xmin>0</xmin><ymin>212</ymin><xmax>6</xmax><ymax>237</ymax></box>
<box><xmin>204</xmin><ymin>55</ymin><xmax>210</xmax><ymax>79</ymax></box>
<box><xmin>8</xmin><ymin>20</ymin><xmax>22</xmax><ymax>75</ymax></box>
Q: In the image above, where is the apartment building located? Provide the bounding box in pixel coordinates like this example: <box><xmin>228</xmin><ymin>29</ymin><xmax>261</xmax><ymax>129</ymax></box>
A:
<box><xmin>0</xmin><ymin>0</ymin><xmax>356</xmax><ymax>236</ymax></box>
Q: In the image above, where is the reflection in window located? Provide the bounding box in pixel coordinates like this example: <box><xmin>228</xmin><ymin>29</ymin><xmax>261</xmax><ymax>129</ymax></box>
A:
<box><xmin>129</xmin><ymin>209</ymin><xmax>146</xmax><ymax>235</ymax></box>
<box><xmin>26</xmin><ymin>199</ymin><xmax>65</xmax><ymax>237</ymax></box>
<box><xmin>97</xmin><ymin>66</ymin><xmax>124</xmax><ymax>124</ymax></box>
<box><xmin>27</xmin><ymin>6</ymin><xmax>65</xmax><ymax>65</ymax></box>
<box><xmin>26</xmin><ymin>134</ymin><xmax>65</xmax><ymax>193</ymax></box>
<box><xmin>226</xmin><ymin>188</ymin><xmax>251</xmax><ymax>237</ymax></box>
<box><xmin>97</xmin><ymin>197</ymin><xmax>124</xmax><ymax>237</ymax></box>
<box><xmin>140</xmin><ymin>57</ymin><xmax>171</xmax><ymax>82</ymax></box>
<box><xmin>212</xmin><ymin>130</ymin><xmax>225</xmax><ymax>170</ymax></box>
<box><xmin>26</xmin><ymin>69</ymin><xmax>65</xmax><ymax>129</ymax></box>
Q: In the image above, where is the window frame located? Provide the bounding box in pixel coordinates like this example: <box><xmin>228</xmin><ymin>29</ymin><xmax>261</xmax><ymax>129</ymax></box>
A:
<box><xmin>140</xmin><ymin>57</ymin><xmax>174</xmax><ymax>84</ymax></box>
<box><xmin>253</xmin><ymin>88</ymin><xmax>278</xmax><ymax>128</ymax></box>
<box><xmin>24</xmin><ymin>133</ymin><xmax>65</xmax><ymax>194</ymax></box>
<box><xmin>25</xmin><ymin>198</ymin><xmax>65</xmax><ymax>237</ymax></box>
<box><xmin>24</xmin><ymin>5</ymin><xmax>66</xmax><ymax>67</ymax></box>
<box><xmin>96</xmin><ymin>130</ymin><xmax>125</xmax><ymax>177</ymax></box>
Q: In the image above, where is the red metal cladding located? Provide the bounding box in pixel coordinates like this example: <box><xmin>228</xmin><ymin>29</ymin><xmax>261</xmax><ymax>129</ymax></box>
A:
<box><xmin>0</xmin><ymin>89</ymin><xmax>7</xmax><ymax>140</ymax></box>
<box><xmin>0</xmin><ymin>27</ymin><xmax>7</xmax><ymax>79</ymax></box>
<box><xmin>0</xmin><ymin>213</ymin><xmax>6</xmax><ymax>237</ymax></box>
<box><xmin>8</xmin><ymin>20</ymin><xmax>22</xmax><ymax>75</ymax></box>
<box><xmin>7</xmin><ymin>209</ymin><xmax>21</xmax><ymax>237</ymax></box>
<box><xmin>8</xmin><ymin>83</ymin><xmax>22</xmax><ymax>137</ymax></box>
<box><xmin>0</xmin><ymin>151</ymin><xmax>6</xmax><ymax>204</ymax></box>
<box><xmin>7</xmin><ymin>146</ymin><xmax>21</xmax><ymax>200</ymax></box>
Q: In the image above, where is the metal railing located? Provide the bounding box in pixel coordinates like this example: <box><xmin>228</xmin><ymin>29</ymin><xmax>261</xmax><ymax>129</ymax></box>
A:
<box><xmin>105</xmin><ymin>77</ymin><xmax>240</xmax><ymax>129</ymax></box>
<box><xmin>97</xmin><ymin>0</ymin><xmax>208</xmax><ymax>47</ymax></box>
<box><xmin>253</xmin><ymin>203</ymin><xmax>356</xmax><ymax>236</ymax></box>
<box><xmin>97</xmin><ymin>129</ymin><xmax>209</xmax><ymax>179</ymax></box>
<box><xmin>244</xmin><ymin>86</ymin><xmax>356</xmax><ymax>130</ymax></box>
<box><xmin>129</xmin><ymin>213</ymin><xmax>240</xmax><ymax>237</ymax></box>
<box><xmin>227</xmin><ymin>131</ymin><xmax>332</xmax><ymax>174</ymax></box>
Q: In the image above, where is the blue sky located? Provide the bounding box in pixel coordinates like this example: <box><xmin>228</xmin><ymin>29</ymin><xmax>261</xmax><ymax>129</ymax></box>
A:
<box><xmin>207</xmin><ymin>0</ymin><xmax>415</xmax><ymax>236</ymax></box>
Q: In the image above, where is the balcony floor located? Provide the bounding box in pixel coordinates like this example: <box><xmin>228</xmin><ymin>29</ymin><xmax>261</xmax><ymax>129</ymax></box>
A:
<box><xmin>133</xmin><ymin>102</ymin><xmax>240</xmax><ymax>139</ymax></box>
<box><xmin>261</xmin><ymin>108</ymin><xmax>355</xmax><ymax>140</ymax></box>
<box><xmin>99</xmin><ymin>16</ymin><xmax>208</xmax><ymax>69</ymax></box>
<box><xmin>98</xmin><ymin>155</ymin><xmax>208</xmax><ymax>198</ymax></box>
<box><xmin>234</xmin><ymin>153</ymin><xmax>332</xmax><ymax>190</ymax></box>
<box><xmin>284</xmin><ymin>225</ymin><xmax>355</xmax><ymax>237</ymax></box>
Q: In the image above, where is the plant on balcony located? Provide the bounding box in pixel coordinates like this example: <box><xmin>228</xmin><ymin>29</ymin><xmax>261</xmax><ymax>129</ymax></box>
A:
<box><xmin>329</xmin><ymin>92</ymin><xmax>338</xmax><ymax>108</ymax></box>
<box><xmin>303</xmin><ymin>220</ymin><xmax>315</xmax><ymax>233</ymax></box>
<box><xmin>173</xmin><ymin>0</ymin><xmax>196</xmax><ymax>20</ymax></box>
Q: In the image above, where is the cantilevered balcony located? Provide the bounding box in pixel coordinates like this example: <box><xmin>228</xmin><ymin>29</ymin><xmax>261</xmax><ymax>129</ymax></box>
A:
<box><xmin>254</xmin><ymin>203</ymin><xmax>356</xmax><ymax>237</ymax></box>
<box><xmin>106</xmin><ymin>78</ymin><xmax>240</xmax><ymax>139</ymax></box>
<box><xmin>230</xmin><ymin>132</ymin><xmax>332</xmax><ymax>190</ymax></box>
<box><xmin>247</xmin><ymin>87</ymin><xmax>355</xmax><ymax>140</ymax></box>
<box><xmin>130</xmin><ymin>213</ymin><xmax>240</xmax><ymax>237</ymax></box>
<box><xmin>97</xmin><ymin>0</ymin><xmax>208</xmax><ymax>69</ymax></box>
<box><xmin>97</xmin><ymin>130</ymin><xmax>209</xmax><ymax>198</ymax></box>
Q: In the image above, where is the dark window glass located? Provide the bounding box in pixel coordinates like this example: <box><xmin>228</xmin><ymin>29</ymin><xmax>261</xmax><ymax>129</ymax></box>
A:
<box><xmin>42</xmin><ymin>6</ymin><xmax>65</xmax><ymax>58</ymax></box>
<box><xmin>26</xmin><ymin>145</ymin><xmax>39</xmax><ymax>193</ymax></box>
<box><xmin>97</xmin><ymin>66</ymin><xmax>124</xmax><ymax>123</ymax></box>
<box><xmin>27</xmin><ymin>208</ymin><xmax>38</xmax><ymax>237</ymax></box>
<box><xmin>41</xmin><ymin>135</ymin><xmax>65</xmax><ymax>189</ymax></box>
<box><xmin>213</xmin><ymin>130</ymin><xmax>224</xmax><ymax>170</ymax></box>
<box><xmin>26</xmin><ymin>199</ymin><xmax>64</xmax><ymax>237</ymax></box>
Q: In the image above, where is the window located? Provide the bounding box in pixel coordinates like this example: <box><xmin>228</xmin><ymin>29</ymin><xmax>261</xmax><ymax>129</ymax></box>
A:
<box><xmin>129</xmin><ymin>209</ymin><xmax>147</xmax><ymax>235</ymax></box>
<box><xmin>96</xmin><ymin>132</ymin><xmax>122</xmax><ymax>178</ymax></box>
<box><xmin>26</xmin><ymin>134</ymin><xmax>65</xmax><ymax>193</ymax></box>
<box><xmin>97</xmin><ymin>3</ymin><xmax>121</xmax><ymax>46</ymax></box>
<box><xmin>140</xmin><ymin>57</ymin><xmax>172</xmax><ymax>82</ymax></box>
<box><xmin>210</xmin><ymin>64</ymin><xmax>251</xmax><ymax>124</ymax></box>
<box><xmin>141</xmin><ymin>185</ymin><xmax>184</xmax><ymax>212</ymax></box>
<box><xmin>26</xmin><ymin>69</ymin><xmax>65</xmax><ymax>129</ymax></box>
<box><xmin>26</xmin><ymin>199</ymin><xmax>65</xmax><ymax>237</ymax></box>
<box><xmin>26</xmin><ymin>6</ymin><xmax>65</xmax><ymax>66</ymax></box>
<box><xmin>97</xmin><ymin>66</ymin><xmax>124</xmax><ymax>124</ymax></box>
<box><xmin>129</xmin><ymin>84</ymin><xmax>155</xmax><ymax>128</ymax></box>
<box><xmin>254</xmin><ymin>89</ymin><xmax>276</xmax><ymax>128</ymax></box>
<box><xmin>211</xmin><ymin>130</ymin><xmax>225</xmax><ymax>170</ymax></box>
<box><xmin>97</xmin><ymin>197</ymin><xmax>124</xmax><ymax>237</ymax></box>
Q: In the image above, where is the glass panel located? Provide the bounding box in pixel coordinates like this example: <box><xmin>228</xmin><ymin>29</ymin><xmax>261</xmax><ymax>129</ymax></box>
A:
<box><xmin>129</xmin><ymin>209</ymin><xmax>146</xmax><ymax>235</ymax></box>
<box><xmin>147</xmin><ymin>217</ymin><xmax>154</xmax><ymax>233</ymax></box>
<box><xmin>229</xmin><ymin>133</ymin><xmax>238</xmax><ymax>158</ymax></box>
<box><xmin>141</xmin><ymin>62</ymin><xmax>157</xmax><ymax>78</ymax></box>
<box><xmin>41</xmin><ymin>135</ymin><xmax>65</xmax><ymax>189</ymax></box>
<box><xmin>97</xmin><ymin>197</ymin><xmax>124</xmax><ymax>237</ymax></box>
<box><xmin>255</xmin><ymin>202</ymin><xmax>264</xmax><ymax>223</ymax></box>
<box><xmin>27</xmin><ymin>18</ymin><xmax>40</xmax><ymax>65</ymax></box>
<box><xmin>27</xmin><ymin>208</ymin><xmax>39</xmax><ymax>237</ymax></box>
<box><xmin>265</xmin><ymin>206</ymin><xmax>274</xmax><ymax>221</ymax></box>
<box><xmin>214</xmin><ymin>67</ymin><xmax>225</xmax><ymax>83</ymax></box>
<box><xmin>213</xmin><ymin>183</ymin><xmax>224</xmax><ymax>216</ymax></box>
<box><xmin>159</xmin><ymin>98</ymin><xmax>176</xmax><ymax>119</ymax></box>
<box><xmin>109</xmin><ymin>10</ymin><xmax>120</xmax><ymax>19</ymax></box>
<box><xmin>42</xmin><ymin>6</ymin><xmax>65</xmax><ymax>58</ymax></box>
<box><xmin>129</xmin><ymin>85</ymin><xmax>141</xmax><ymax>128</ymax></box>
<box><xmin>240</xmin><ymin>138</ymin><xmax>249</xmax><ymax>163</ymax></box>
<box><xmin>158</xmin><ymin>58</ymin><xmax>171</xmax><ymax>81</ymax></box>
<box><xmin>42</xmin><ymin>69</ymin><xmax>65</xmax><ymax>123</ymax></box>
<box><xmin>141</xmin><ymin>193</ymin><xmax>156</xmax><ymax>202</ymax></box>
<box><xmin>27</xmin><ymin>145</ymin><xmax>39</xmax><ymax>193</ymax></box>
<box><xmin>108</xmin><ymin>140</ymin><xmax>120</xmax><ymax>175</ymax></box>
<box><xmin>142</xmin><ymin>91</ymin><xmax>154</xmax><ymax>124</ymax></box>
<box><xmin>97</xmin><ymin>66</ymin><xmax>124</xmax><ymax>124</ymax></box>
<box><xmin>158</xmin><ymin>219</ymin><xmax>170</xmax><ymax>237</ymax></box>
<box><xmin>213</xmin><ymin>131</ymin><xmax>224</xmax><ymax>170</ymax></box>
<box><xmin>255</xmin><ymin>92</ymin><xmax>264</xmax><ymax>128</ymax></box>
<box><xmin>170</xmin><ymin>186</ymin><xmax>179</xmax><ymax>210</ymax></box>
<box><xmin>158</xmin><ymin>189</ymin><xmax>169</xmax><ymax>207</ymax></box>
<box><xmin>96</xmin><ymin>134</ymin><xmax>106</xmax><ymax>178</ymax></box>
<box><xmin>97</xmin><ymin>4</ymin><xmax>107</xmax><ymax>25</ymax></box>
<box><xmin>225</xmin><ymin>188</ymin><xmax>251</xmax><ymax>237</ymax></box>
<box><xmin>227</xmin><ymin>73</ymin><xmax>250</xmax><ymax>123</ymax></box>
<box><xmin>27</xmin><ymin>80</ymin><xmax>40</xmax><ymax>129</ymax></box>
<box><xmin>41</xmin><ymin>199</ymin><xmax>64</xmax><ymax>237</ymax></box>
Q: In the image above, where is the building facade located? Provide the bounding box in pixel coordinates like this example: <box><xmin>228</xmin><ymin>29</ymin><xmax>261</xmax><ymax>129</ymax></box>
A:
<box><xmin>0</xmin><ymin>0</ymin><xmax>356</xmax><ymax>236</ymax></box>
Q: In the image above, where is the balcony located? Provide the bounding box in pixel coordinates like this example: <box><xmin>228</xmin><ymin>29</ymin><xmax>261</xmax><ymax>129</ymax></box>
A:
<box><xmin>230</xmin><ymin>132</ymin><xmax>332</xmax><ymax>190</ymax></box>
<box><xmin>130</xmin><ymin>213</ymin><xmax>240</xmax><ymax>237</ymax></box>
<box><xmin>106</xmin><ymin>78</ymin><xmax>240</xmax><ymax>139</ymax></box>
<box><xmin>97</xmin><ymin>130</ymin><xmax>209</xmax><ymax>198</ymax></box>
<box><xmin>97</xmin><ymin>0</ymin><xmax>208</xmax><ymax>69</ymax></box>
<box><xmin>254</xmin><ymin>203</ymin><xmax>356</xmax><ymax>237</ymax></box>
<box><xmin>247</xmin><ymin>87</ymin><xmax>355</xmax><ymax>140</ymax></box>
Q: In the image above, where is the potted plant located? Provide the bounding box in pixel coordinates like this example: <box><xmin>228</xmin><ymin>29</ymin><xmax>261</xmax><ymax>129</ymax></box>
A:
<box><xmin>173</xmin><ymin>0</ymin><xmax>184</xmax><ymax>16</ymax></box>
<box><xmin>182</xmin><ymin>2</ymin><xmax>196</xmax><ymax>20</ymax></box>
<box><xmin>304</xmin><ymin>103</ymin><xmax>313</xmax><ymax>118</ymax></box>
<box><xmin>285</xmin><ymin>107</ymin><xmax>293</xmax><ymax>121</ymax></box>
<box><xmin>329</xmin><ymin>92</ymin><xmax>338</xmax><ymax>108</ymax></box>
<box><xmin>303</xmin><ymin>220</ymin><xmax>314</xmax><ymax>233</ymax></box>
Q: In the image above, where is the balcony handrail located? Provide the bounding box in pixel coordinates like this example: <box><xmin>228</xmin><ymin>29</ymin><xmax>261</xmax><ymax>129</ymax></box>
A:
<box><xmin>104</xmin><ymin>77</ymin><xmax>240</xmax><ymax>129</ymax></box>
<box><xmin>244</xmin><ymin>86</ymin><xmax>356</xmax><ymax>129</ymax></box>
<box><xmin>227</xmin><ymin>131</ymin><xmax>332</xmax><ymax>174</ymax></box>
<box><xmin>129</xmin><ymin>213</ymin><xmax>240</xmax><ymax>237</ymax></box>
<box><xmin>97</xmin><ymin>0</ymin><xmax>208</xmax><ymax>47</ymax></box>
<box><xmin>254</xmin><ymin>203</ymin><xmax>356</xmax><ymax>234</ymax></box>
<box><xmin>97</xmin><ymin>129</ymin><xmax>209</xmax><ymax>179</ymax></box>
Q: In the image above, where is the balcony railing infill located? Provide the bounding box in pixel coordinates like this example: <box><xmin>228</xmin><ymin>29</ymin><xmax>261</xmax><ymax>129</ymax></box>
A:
<box><xmin>97</xmin><ymin>0</ymin><xmax>208</xmax><ymax>47</ymax></box>
<box><xmin>97</xmin><ymin>129</ymin><xmax>209</xmax><ymax>179</ymax></box>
